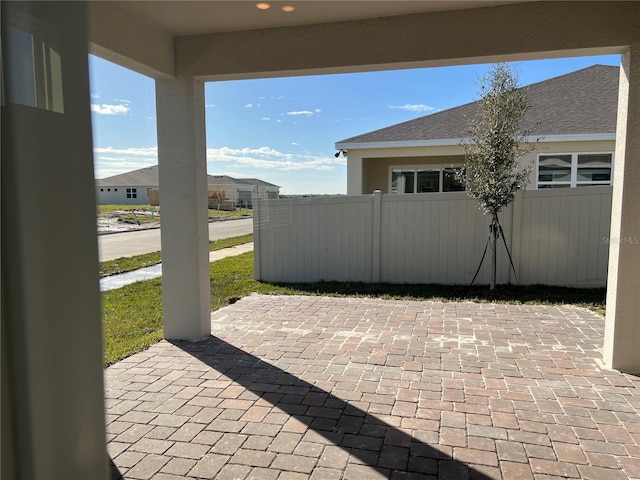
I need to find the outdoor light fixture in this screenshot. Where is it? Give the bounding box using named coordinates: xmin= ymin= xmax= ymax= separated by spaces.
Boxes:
xmin=256 ymin=3 xmax=271 ymax=10
xmin=282 ymin=5 xmax=295 ymax=12
xmin=335 ymin=149 xmax=347 ymax=158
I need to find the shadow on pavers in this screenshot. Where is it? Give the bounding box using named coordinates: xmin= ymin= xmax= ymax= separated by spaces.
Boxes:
xmin=171 ymin=336 xmax=494 ymax=480
xmin=110 ymin=456 xmax=124 ymax=480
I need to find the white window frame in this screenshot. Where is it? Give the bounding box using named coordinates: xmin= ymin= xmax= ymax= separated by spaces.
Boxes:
xmin=389 ymin=164 xmax=464 ymax=194
xmin=536 ymin=152 xmax=614 ymax=189
xmin=4 ymin=8 xmax=64 ymax=113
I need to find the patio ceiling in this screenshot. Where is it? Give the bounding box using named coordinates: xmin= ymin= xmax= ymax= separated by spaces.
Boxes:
xmin=112 ymin=1 xmax=532 ymax=37
xmin=90 ymin=1 xmax=634 ymax=82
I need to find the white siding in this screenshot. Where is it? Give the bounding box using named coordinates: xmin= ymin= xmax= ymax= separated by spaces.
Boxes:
xmin=96 ymin=185 xmax=151 ymax=205
xmin=255 ymin=186 xmax=612 ymax=287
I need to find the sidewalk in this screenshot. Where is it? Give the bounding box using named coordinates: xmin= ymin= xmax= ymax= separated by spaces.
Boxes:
xmin=100 ymin=243 xmax=253 ymax=291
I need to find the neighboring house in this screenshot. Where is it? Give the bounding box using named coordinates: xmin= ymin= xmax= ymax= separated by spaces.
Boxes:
xmin=252 ymin=65 xmax=619 ymax=288
xmin=337 ymin=65 xmax=618 ymax=196
xmin=95 ymin=165 xmax=158 ymax=205
xmin=95 ymin=165 xmax=280 ymax=206
xmin=208 ymin=175 xmax=280 ymax=207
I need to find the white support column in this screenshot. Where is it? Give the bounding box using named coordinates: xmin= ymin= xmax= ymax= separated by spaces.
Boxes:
xmin=2 ymin=2 xmax=108 ymax=478
xmin=156 ymin=77 xmax=211 ymax=340
xmin=604 ymin=44 xmax=640 ymax=372
xmin=346 ymin=153 xmax=364 ymax=195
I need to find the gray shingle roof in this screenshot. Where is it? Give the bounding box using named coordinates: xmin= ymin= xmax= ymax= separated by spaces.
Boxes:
xmin=236 ymin=178 xmax=280 ymax=188
xmin=207 ymin=175 xmax=245 ymax=186
xmin=96 ymin=165 xmax=161 ymax=186
xmin=96 ymin=165 xmax=279 ymax=188
xmin=336 ymin=65 xmax=619 ymax=147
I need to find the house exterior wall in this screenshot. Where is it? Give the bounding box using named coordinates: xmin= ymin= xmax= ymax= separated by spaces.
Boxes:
xmin=349 ymin=140 xmax=615 ymax=195
xmin=96 ymin=185 xmax=152 ymax=205
xmin=254 ymin=186 xmax=612 ymax=288
xmin=523 ymin=139 xmax=616 ymax=187
xmin=364 ymin=155 xmax=467 ymax=194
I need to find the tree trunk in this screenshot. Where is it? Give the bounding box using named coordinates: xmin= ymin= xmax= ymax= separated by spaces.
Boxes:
xmin=490 ymin=216 xmax=499 ymax=290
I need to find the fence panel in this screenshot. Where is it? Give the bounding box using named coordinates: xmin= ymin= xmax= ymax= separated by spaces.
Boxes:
xmin=254 ymin=187 xmax=612 ymax=287
xmin=515 ymin=187 xmax=612 ymax=287
xmin=380 ymin=193 xmax=512 ymax=285
xmin=254 ymin=196 xmax=374 ymax=283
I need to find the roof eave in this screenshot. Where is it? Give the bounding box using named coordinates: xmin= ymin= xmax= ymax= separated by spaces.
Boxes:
xmin=336 ymin=133 xmax=616 ymax=151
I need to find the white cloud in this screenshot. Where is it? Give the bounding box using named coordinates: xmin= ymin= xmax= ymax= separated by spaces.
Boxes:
xmin=94 ymin=146 xmax=157 ymax=157
xmin=206 ymin=146 xmax=346 ymax=172
xmin=286 ymin=110 xmax=314 ymax=117
xmin=205 ymin=104 xmax=216 ymax=108
xmin=90 ymin=93 xmax=100 ymax=99
xmin=93 ymin=145 xmax=346 ymax=188
xmin=113 ymin=98 xmax=132 ymax=104
xmin=389 ymin=104 xmax=439 ymax=113
xmin=92 ymin=146 xmax=158 ymax=178
xmin=244 ymin=103 xmax=261 ymax=109
xmin=91 ymin=103 xmax=130 ymax=115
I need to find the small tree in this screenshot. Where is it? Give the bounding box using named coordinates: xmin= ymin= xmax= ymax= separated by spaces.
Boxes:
xmin=458 ymin=63 xmax=536 ymax=290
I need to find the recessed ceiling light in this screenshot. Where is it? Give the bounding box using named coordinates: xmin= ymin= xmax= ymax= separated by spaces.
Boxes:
xmin=282 ymin=5 xmax=295 ymax=12
xmin=256 ymin=3 xmax=271 ymax=10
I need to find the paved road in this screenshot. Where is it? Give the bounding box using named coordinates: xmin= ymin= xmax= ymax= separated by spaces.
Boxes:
xmin=98 ymin=218 xmax=253 ymax=261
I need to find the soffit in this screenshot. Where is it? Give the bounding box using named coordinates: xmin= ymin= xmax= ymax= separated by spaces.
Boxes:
xmin=115 ymin=1 xmax=530 ymax=37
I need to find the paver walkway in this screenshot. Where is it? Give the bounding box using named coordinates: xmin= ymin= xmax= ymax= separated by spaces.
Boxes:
xmin=106 ymin=295 xmax=640 ymax=479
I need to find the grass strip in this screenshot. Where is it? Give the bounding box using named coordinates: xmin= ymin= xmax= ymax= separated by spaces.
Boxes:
xmin=103 ymin=250 xmax=605 ymax=366
xmin=208 ymin=209 xmax=253 ymax=220
xmin=103 ymin=278 xmax=164 ymax=366
xmin=99 ymin=233 xmax=253 ymax=277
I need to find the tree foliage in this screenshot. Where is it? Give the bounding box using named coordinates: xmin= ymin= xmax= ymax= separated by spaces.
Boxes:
xmin=458 ymin=63 xmax=536 ymax=217
xmin=457 ymin=63 xmax=538 ymax=290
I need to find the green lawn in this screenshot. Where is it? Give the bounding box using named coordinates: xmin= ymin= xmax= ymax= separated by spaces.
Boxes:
xmin=208 ymin=208 xmax=253 ymax=220
xmin=102 ymin=243 xmax=606 ymax=366
xmin=98 ymin=204 xmax=157 ymax=214
xmin=99 ymin=234 xmax=253 ymax=277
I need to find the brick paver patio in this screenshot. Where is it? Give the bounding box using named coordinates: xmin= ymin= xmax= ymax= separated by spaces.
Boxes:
xmin=106 ymin=294 xmax=640 ymax=479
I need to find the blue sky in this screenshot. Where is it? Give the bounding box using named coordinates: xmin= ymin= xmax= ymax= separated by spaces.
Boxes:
xmin=90 ymin=54 xmax=620 ymax=195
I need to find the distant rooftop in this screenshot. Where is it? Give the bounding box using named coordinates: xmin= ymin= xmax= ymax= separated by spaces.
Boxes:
xmin=96 ymin=165 xmax=279 ymax=188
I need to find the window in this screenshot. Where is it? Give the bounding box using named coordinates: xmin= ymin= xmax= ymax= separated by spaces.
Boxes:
xmin=391 ymin=169 xmax=415 ymax=193
xmin=126 ymin=188 xmax=137 ymax=199
xmin=5 ymin=10 xmax=64 ymax=113
xmin=537 ymin=153 xmax=612 ymax=188
xmin=391 ymin=166 xmax=464 ymax=194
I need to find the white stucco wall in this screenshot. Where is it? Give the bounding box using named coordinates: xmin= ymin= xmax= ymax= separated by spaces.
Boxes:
xmin=347 ymin=139 xmax=616 ymax=195
xmin=96 ymin=185 xmax=151 ymax=205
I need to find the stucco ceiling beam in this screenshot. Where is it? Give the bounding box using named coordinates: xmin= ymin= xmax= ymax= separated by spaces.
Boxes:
xmin=176 ymin=1 xmax=639 ymax=81
xmin=88 ymin=1 xmax=174 ymax=79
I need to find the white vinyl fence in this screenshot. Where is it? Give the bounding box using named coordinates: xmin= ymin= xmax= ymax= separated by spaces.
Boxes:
xmin=253 ymin=187 xmax=612 ymax=287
